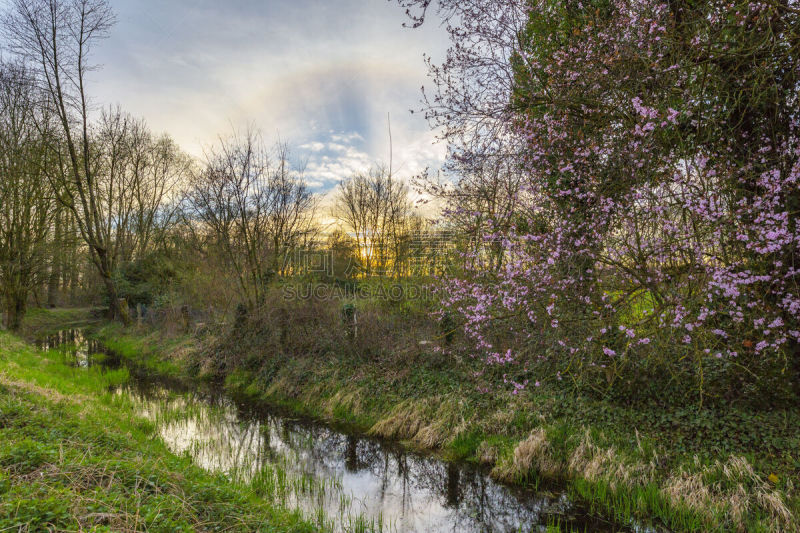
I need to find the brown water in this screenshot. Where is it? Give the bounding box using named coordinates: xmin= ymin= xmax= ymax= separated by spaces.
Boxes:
xmin=40 ymin=329 xmax=659 ymax=533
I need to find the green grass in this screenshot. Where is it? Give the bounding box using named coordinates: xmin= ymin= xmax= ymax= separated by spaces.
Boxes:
xmin=20 ymin=307 xmax=100 ymax=337
xmin=0 ymin=331 xmax=316 ymax=532
xmin=91 ymin=323 xmax=187 ymax=377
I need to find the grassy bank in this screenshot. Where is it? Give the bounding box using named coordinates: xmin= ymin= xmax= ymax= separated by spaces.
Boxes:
xmin=0 ymin=329 xmax=315 ymax=532
xmin=82 ymin=310 xmax=800 ymax=533
xmin=19 ymin=306 xmax=101 ymax=337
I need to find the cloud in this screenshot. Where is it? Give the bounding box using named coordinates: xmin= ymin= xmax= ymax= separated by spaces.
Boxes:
xmin=0 ymin=0 xmax=451 ymax=198
xmin=67 ymin=0 xmax=450 ymax=198
xmin=300 ymin=142 xmax=326 ymax=152
xmin=330 ymin=132 xmax=365 ymax=144
xmin=299 ymin=134 xmax=374 ymax=188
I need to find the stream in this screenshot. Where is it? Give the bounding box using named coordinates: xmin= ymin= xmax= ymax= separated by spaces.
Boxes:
xmin=37 ymin=329 xmax=658 ymax=533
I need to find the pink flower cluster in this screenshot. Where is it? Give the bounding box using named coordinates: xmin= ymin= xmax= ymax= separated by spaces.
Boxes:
xmin=422 ymin=0 xmax=800 ymax=393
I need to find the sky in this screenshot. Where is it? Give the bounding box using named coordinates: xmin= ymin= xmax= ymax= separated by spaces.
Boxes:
xmin=60 ymin=0 xmax=452 ymax=196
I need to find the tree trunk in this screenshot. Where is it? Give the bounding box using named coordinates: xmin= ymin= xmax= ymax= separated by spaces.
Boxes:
xmin=47 ymin=210 xmax=63 ymax=308
xmin=68 ymin=248 xmax=79 ymax=301
xmin=102 ymin=273 xmax=128 ymax=325
xmin=4 ymin=292 xmax=26 ymax=331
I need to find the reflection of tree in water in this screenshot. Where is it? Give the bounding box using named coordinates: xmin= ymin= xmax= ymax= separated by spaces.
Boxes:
xmin=365 ymin=447 xmax=558 ymax=532
xmin=344 ymin=435 xmax=361 ymax=472
xmin=115 ymin=376 xmax=623 ymax=533
xmin=272 ymin=424 xmax=560 ymax=532
xmin=36 ymin=329 xmax=111 ymax=368
xmin=445 ymin=463 xmax=460 ymax=508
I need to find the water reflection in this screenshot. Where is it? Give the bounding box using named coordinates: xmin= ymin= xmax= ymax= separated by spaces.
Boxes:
xmin=38 ymin=330 xmax=645 ymax=533
xmin=116 ymin=379 xmax=621 ymax=533
xmin=36 ymin=329 xmax=115 ymax=369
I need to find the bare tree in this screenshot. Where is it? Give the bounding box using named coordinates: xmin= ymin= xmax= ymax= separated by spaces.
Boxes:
xmin=265 ymin=144 xmax=318 ymax=275
xmin=332 ymin=167 xmax=413 ymax=277
xmin=2 ymin=0 xmax=128 ymax=319
xmin=94 ymin=108 xmax=189 ymax=268
xmin=0 ymin=62 xmax=54 ymax=329
xmin=127 ymin=127 xmax=189 ymax=259
xmin=185 ymin=130 xmax=316 ymax=309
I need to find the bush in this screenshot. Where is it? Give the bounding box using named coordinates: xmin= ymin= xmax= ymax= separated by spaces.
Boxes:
xmin=113 ymin=253 xmax=181 ymax=307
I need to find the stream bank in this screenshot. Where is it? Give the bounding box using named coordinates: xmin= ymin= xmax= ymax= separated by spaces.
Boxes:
xmin=0 ymin=329 xmax=314 ymax=532
xmin=79 ymin=313 xmax=798 ymax=533
xmin=30 ymin=324 xmax=636 ymax=532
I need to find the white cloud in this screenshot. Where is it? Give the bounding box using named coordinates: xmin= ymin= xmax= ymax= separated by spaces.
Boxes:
xmin=63 ymin=0 xmax=450 ymax=204
xmin=300 ymin=142 xmax=326 ymax=152
xmin=330 ymin=132 xmax=365 ymax=144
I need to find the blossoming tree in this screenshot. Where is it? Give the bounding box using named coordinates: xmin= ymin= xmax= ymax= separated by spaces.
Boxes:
xmin=400 ymin=0 xmax=800 ymax=404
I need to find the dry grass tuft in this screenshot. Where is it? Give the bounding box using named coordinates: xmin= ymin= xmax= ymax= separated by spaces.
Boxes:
xmin=476 ymin=440 xmax=498 ymax=465
xmin=322 ymin=387 xmax=365 ymax=417
xmin=265 ymin=375 xmax=301 ymax=398
xmin=568 ymin=430 xmax=654 ymax=489
xmin=370 ymin=399 xmax=428 ymax=441
xmin=492 ymin=429 xmax=560 ymax=482
xmin=369 ymin=396 xmax=468 ymax=448
xmin=169 ymin=337 xmax=200 ymax=365
xmin=663 ymin=455 xmax=794 ymax=532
